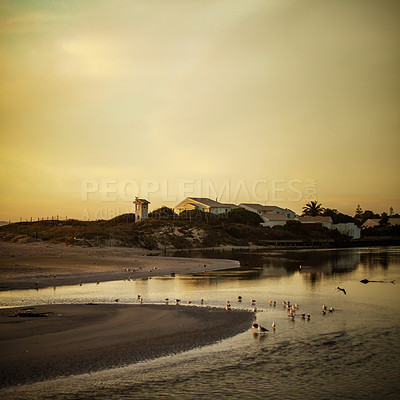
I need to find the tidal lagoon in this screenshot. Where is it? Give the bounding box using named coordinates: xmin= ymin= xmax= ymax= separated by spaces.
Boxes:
xmin=1 ymin=246 xmax=399 ymax=399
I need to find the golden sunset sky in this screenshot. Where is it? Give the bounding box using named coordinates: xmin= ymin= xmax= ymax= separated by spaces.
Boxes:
xmin=1 ymin=0 xmax=399 ymax=221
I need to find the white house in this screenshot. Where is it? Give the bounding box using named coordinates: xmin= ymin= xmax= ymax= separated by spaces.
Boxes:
xmin=174 ymin=197 xmax=236 ymax=215
xmin=333 ymin=223 xmax=361 ymax=239
xmin=297 ymin=216 xmax=333 ymax=229
xmin=134 ymin=197 xmax=150 ymax=222
xmin=239 ymin=203 xmax=296 ymax=220
xmin=260 ymin=214 xmax=289 ymax=228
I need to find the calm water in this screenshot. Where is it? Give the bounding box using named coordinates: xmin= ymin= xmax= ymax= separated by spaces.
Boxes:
xmin=1 ymin=247 xmax=400 ymax=399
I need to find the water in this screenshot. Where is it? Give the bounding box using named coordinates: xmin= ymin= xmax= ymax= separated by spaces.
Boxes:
xmin=1 ymin=247 xmax=400 ymax=399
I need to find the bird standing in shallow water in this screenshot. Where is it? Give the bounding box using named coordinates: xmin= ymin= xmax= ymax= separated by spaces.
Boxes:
xmin=258 ymin=325 xmax=269 ymax=334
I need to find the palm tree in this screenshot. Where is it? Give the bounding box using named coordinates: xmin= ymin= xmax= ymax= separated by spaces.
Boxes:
xmin=302 ymin=201 xmax=324 ymax=216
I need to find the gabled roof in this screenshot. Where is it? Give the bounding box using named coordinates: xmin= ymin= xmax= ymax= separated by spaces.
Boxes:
xmin=179 ymin=197 xmax=235 ymax=208
xmin=240 ymin=203 xmax=283 ymax=212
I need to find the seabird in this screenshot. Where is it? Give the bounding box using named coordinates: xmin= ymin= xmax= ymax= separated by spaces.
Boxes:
xmin=175 ymin=299 xmax=180 ymax=305
xmin=114 ymin=299 xmax=119 ymax=302
xmin=252 ymin=323 xmax=259 ymax=330
xmin=322 ymin=304 xmax=327 ymax=310
xmin=258 ymin=325 xmax=269 ymax=333
xmin=272 ymin=321 xmax=276 ymax=329
xmin=337 ymin=286 xmax=347 ymax=295
xmin=307 ymin=314 xmax=311 ymax=320
xmin=252 ymin=306 xmax=257 ymax=313
xmin=238 ymin=296 xmax=242 ymax=302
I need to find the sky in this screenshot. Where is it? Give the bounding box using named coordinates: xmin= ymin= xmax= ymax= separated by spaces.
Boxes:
xmin=0 ymin=0 xmax=399 ymax=221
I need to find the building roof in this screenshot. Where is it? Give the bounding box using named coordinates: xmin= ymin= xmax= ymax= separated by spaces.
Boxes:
xmin=134 ymin=198 xmax=150 ymax=204
xmin=240 ymin=203 xmax=283 ymax=212
xmin=361 ymin=218 xmax=380 ymax=227
xmin=298 ymin=216 xmax=333 ymax=223
xmin=181 ymin=197 xmax=235 ymax=208
xmin=389 ymin=218 xmax=400 ymax=226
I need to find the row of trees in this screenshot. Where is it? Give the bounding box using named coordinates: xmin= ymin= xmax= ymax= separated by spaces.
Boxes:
xmin=302 ymin=201 xmax=398 ymax=226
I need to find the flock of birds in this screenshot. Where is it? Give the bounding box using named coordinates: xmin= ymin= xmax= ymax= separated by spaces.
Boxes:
xmin=34 ymin=271 xmax=347 ymax=337
xmin=122 ymin=286 xmax=347 ymax=336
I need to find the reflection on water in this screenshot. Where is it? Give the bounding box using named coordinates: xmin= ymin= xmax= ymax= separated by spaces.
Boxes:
xmin=1 ymin=247 xmax=400 ymax=399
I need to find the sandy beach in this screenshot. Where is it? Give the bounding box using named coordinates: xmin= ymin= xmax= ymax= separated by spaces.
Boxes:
xmin=0 ymin=241 xmax=250 ymax=387
xmin=0 ymin=304 xmax=253 ymax=387
xmin=0 ymin=241 xmax=239 ymax=291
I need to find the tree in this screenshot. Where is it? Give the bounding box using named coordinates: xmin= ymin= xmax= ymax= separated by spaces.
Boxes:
xmin=225 ymin=208 xmax=264 ymax=225
xmin=323 ymin=208 xmax=354 ymax=224
xmin=379 ymin=212 xmax=389 ymax=226
xmin=149 ymin=206 xmax=176 ymax=219
xmin=361 ymin=210 xmax=380 ymax=224
xmin=355 ymin=204 xmax=363 ymax=220
xmin=302 ymin=201 xmax=324 ymax=216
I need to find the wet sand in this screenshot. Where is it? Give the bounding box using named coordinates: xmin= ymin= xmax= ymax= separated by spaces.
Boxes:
xmin=0 ymin=241 xmax=240 ymax=291
xmin=0 ymin=242 xmax=250 ymax=387
xmin=0 ymin=303 xmax=253 ymax=387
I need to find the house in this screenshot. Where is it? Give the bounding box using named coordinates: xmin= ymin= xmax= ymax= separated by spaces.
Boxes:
xmin=174 ymin=197 xmax=236 ymax=215
xmin=361 ymin=219 xmax=380 ymax=229
xmin=297 ymin=216 xmax=333 ymax=229
xmin=134 ymin=197 xmax=150 ymax=222
xmin=333 ymin=223 xmax=361 ymax=239
xmin=389 ymin=218 xmax=400 ymax=226
xmin=239 ymin=203 xmax=296 ymax=220
xmin=362 ymin=217 xmax=400 ymax=228
xmin=260 ymin=213 xmax=289 ymax=228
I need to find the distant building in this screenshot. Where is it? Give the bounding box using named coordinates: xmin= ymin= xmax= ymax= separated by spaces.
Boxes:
xmin=361 ymin=218 xmax=380 ymax=229
xmin=297 ymin=216 xmax=333 ymax=229
xmin=333 ymin=223 xmax=361 ymax=239
xmin=239 ymin=203 xmax=296 ymax=220
xmin=134 ymin=197 xmax=150 ymax=222
xmin=362 ymin=217 xmax=400 ymax=228
xmin=175 ymin=197 xmax=236 ymax=215
xmin=260 ymin=213 xmax=289 ymax=228
xmin=238 ymin=203 xmax=296 ymax=227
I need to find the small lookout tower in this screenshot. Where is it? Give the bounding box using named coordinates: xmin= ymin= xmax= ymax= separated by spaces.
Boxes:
xmin=134 ymin=197 xmax=150 ymax=222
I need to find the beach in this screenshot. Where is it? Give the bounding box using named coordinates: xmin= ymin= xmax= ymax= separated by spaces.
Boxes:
xmin=0 ymin=241 xmax=252 ymax=387
xmin=0 ymin=241 xmax=239 ymax=291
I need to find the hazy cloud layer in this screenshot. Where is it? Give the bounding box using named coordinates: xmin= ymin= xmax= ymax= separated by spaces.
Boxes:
xmin=1 ymin=0 xmax=399 ymax=219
